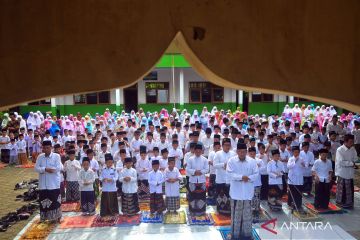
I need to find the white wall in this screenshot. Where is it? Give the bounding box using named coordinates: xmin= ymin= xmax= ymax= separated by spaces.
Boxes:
xmin=136 ymin=67 xmax=237 ymax=104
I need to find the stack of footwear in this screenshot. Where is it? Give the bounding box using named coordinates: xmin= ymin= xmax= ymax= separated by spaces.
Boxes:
xmin=14 ymin=179 xmax=39 ymax=202
xmin=0 ymin=202 xmax=39 ymax=232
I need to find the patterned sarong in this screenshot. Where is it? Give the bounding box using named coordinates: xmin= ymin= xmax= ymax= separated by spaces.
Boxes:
xmin=188 ymin=183 xmax=206 ymax=216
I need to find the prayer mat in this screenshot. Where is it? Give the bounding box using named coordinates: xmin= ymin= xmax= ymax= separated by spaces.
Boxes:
xmin=15 ymin=163 xmax=35 ymax=168
xmin=252 ymin=208 xmax=271 ymax=223
xmin=139 ymin=201 xmax=150 ymax=211
xmin=211 ymin=213 xmax=231 ymax=226
xmin=186 ymin=212 xmax=214 ymax=225
xmin=0 ymin=163 xmax=8 ymax=169
xmin=59 ymin=215 xmax=95 ymax=229
xmin=164 ymin=210 xmax=186 ymax=224
xmin=19 ymin=220 xmax=56 ymax=240
xmin=140 ymin=211 xmax=163 ymax=223
xmin=305 ymin=202 xmax=344 ymax=214
xmin=91 ymin=215 xmax=118 ymax=227
xmin=218 ymin=227 xmax=261 ymax=240
xmin=116 ymin=214 xmax=141 ymax=227
xmin=206 ymin=197 xmax=216 ymax=206
xmin=61 ymin=202 xmax=80 ymax=212
xmin=293 ymin=209 xmax=321 ymax=221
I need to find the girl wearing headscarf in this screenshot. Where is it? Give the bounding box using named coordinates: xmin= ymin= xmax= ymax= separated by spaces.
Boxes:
xmin=18 ymin=116 xmax=27 ymax=131
xmin=191 ymin=110 xmax=199 ymax=124
xmin=49 ymin=121 xmax=60 ymax=136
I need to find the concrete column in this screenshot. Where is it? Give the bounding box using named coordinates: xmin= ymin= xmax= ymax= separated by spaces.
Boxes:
xmin=248 ymin=92 xmax=252 ymax=103
xmin=179 ymin=69 xmax=184 ymax=109
xmin=115 ymin=88 xmax=121 ymax=113
xmin=289 ymin=96 xmax=294 ymax=103
xmin=238 ymin=90 xmax=243 ymax=104
xmin=50 ymin=98 xmax=56 ymax=116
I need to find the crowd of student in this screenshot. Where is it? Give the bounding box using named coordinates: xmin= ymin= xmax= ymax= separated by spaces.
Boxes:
xmin=0 ymin=104 xmax=359 ymax=240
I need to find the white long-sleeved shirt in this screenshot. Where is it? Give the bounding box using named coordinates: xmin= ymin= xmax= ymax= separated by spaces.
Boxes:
xmin=335 ymin=145 xmax=357 ymax=179
xmin=136 ymin=158 xmax=151 ymax=180
xmin=279 ymin=149 xmax=291 ymax=173
xmin=16 ymin=139 xmax=27 ymax=153
xmin=99 ymin=167 xmax=118 ymax=192
xmin=201 ymin=136 xmax=213 ymax=157
xmin=159 ymin=158 xmax=168 ymax=171
xmin=226 ymin=156 xmax=259 ymax=200
xmin=287 ymin=156 xmax=306 ymax=185
xmin=148 ymin=170 xmax=165 ymax=193
xmin=312 ymin=159 xmax=332 ymax=183
xmin=267 ymin=160 xmax=284 ymax=185
xmin=165 ymin=167 xmax=182 ymax=197
xmin=89 ymin=158 xmax=99 ymax=179
xmin=208 ymin=150 xmax=217 ymax=174
xmin=300 ymin=150 xmax=315 ymax=177
xmin=256 ymin=153 xmax=268 ymax=175
xmin=35 ymin=153 xmax=63 ymax=190
xmin=186 ymin=155 xmax=209 ymax=183
xmin=64 ymin=159 xmax=81 ymax=181
xmin=168 ymin=147 xmax=183 ymax=169
xmin=119 ymin=167 xmax=138 ymax=194
xmin=252 ymin=157 xmax=263 ymax=187
xmin=213 ymin=150 xmax=236 ymax=184
xmin=130 ymin=138 xmax=143 ymax=156
xmin=156 ymin=141 xmax=169 ymax=152
xmin=78 ymin=168 xmax=96 ymax=191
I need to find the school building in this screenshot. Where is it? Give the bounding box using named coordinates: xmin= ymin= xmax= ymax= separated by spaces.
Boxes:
xmin=17 ymin=54 xmax=325 ymax=117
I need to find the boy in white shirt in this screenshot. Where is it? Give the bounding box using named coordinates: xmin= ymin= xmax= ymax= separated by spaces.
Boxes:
xmin=312 ymin=148 xmax=332 ymax=210
xmin=148 ymin=160 xmax=165 ymax=214
xmin=17 ymin=134 xmax=27 ymax=165
xmin=249 ymin=147 xmax=263 ymax=216
xmin=8 ymin=138 xmax=18 ymax=165
xmin=135 ymin=146 xmax=151 ymax=200
xmin=64 ymin=150 xmax=81 ymax=202
xmin=168 ymin=140 xmax=183 ymax=170
xmin=159 ymin=148 xmax=169 ymax=172
xmin=267 ymin=149 xmax=284 ymax=210
xmin=165 ymin=157 xmax=182 ymax=213
xmin=120 ymin=157 xmax=140 ymax=216
xmin=79 ymin=157 xmax=96 ymax=215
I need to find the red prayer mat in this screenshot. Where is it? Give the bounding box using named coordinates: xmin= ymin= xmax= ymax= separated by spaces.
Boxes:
xmin=91 ymin=215 xmax=118 ymax=227
xmin=116 ymin=214 xmax=141 ymax=227
xmin=0 ymin=163 xmax=8 ymax=169
xmin=59 ymin=215 xmax=95 ymax=229
xmin=15 ymin=163 xmax=35 ymax=168
xmin=305 ymin=202 xmax=343 ymax=214
xmin=179 ymin=169 xmax=186 ymax=175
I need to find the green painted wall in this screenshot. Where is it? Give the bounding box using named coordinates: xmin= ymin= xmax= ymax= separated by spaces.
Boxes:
xmin=248 ymin=102 xmax=280 ymax=115
xmin=156 ymin=54 xmax=191 ymax=68
xmin=19 ymin=105 xmax=52 ymax=115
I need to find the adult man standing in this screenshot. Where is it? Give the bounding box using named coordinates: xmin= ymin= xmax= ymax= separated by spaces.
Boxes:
xmin=213 ymin=138 xmax=236 ymax=215
xmin=227 ymin=143 xmax=259 ymax=240
xmin=186 ymin=144 xmax=209 ymax=216
xmin=335 ymin=134 xmax=357 ymax=209
xmin=6 ymin=112 xmax=20 ymax=139
xmin=35 ymin=141 xmax=63 ymax=222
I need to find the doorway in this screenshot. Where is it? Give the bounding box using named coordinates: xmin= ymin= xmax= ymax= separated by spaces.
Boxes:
xmin=243 ymin=91 xmax=249 ymax=113
xmin=123 ymin=84 xmax=138 ymax=112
